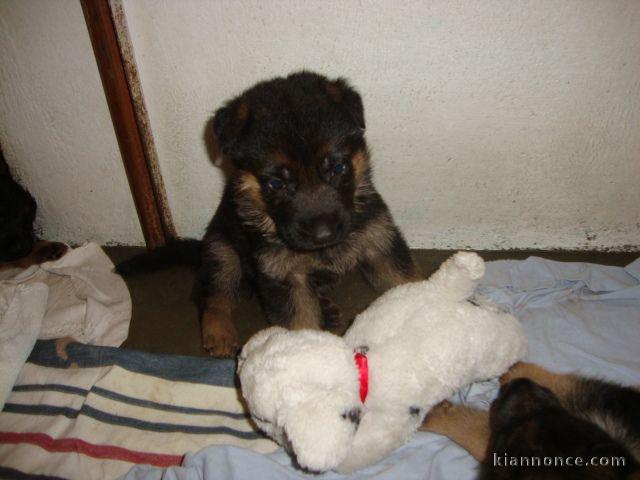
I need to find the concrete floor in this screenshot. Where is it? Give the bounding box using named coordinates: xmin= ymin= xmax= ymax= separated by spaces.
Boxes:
xmin=105 ymin=247 xmax=638 ymax=357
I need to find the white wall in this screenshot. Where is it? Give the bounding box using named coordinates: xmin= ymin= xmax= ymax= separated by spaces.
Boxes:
xmin=0 ymin=0 xmax=143 ymax=245
xmin=123 ymin=0 xmax=640 ymax=250
xmin=2 ymin=1 xmax=639 ymax=250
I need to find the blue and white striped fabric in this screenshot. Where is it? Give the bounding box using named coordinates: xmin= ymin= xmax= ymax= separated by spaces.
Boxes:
xmin=0 ymin=339 xmax=276 ymax=479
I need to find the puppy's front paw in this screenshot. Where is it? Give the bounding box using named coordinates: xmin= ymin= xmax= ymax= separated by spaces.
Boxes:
xmin=203 ymin=333 xmax=239 ymax=358
xmin=201 ymin=312 xmax=239 ymax=358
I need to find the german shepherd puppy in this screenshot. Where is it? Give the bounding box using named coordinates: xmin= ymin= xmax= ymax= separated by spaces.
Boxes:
xmin=421 ymin=362 xmax=640 ymax=479
xmin=138 ymin=72 xmax=418 ymax=357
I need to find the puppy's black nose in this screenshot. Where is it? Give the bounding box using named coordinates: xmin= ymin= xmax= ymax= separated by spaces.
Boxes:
xmin=299 ymin=216 xmax=339 ymax=244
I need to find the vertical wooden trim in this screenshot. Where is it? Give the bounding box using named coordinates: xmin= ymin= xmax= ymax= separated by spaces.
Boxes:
xmin=109 ymin=0 xmax=177 ymax=240
xmin=80 ymin=0 xmax=170 ymax=249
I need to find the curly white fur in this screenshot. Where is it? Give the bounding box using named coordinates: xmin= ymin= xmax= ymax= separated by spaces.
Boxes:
xmin=238 ymin=252 xmax=527 ymax=473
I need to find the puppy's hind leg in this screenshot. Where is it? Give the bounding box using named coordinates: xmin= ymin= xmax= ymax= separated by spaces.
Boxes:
xmin=199 ymin=236 xmax=243 ymax=357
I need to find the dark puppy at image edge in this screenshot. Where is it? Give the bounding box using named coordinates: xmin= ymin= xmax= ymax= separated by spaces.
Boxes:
xmin=0 ymin=151 xmax=67 ymax=270
xmin=420 ymin=362 xmax=640 ymax=479
xmin=120 ymin=72 xmax=419 ymax=357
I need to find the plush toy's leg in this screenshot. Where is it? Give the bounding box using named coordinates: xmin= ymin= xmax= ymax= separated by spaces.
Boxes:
xmin=419 ymin=400 xmax=490 ymax=461
xmin=426 ymin=251 xmax=485 ymax=300
xmin=337 ymin=411 xmax=415 ymax=473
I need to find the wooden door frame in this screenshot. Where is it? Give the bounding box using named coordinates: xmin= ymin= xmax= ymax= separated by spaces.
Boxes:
xmin=80 ymin=0 xmax=175 ymax=249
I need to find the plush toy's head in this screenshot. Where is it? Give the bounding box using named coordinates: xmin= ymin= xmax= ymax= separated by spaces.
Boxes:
xmin=237 ymin=327 xmax=362 ymax=471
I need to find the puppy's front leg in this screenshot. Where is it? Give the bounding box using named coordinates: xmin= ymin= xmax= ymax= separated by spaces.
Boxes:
xmin=419 ymin=400 xmax=490 ymax=462
xmin=257 ymin=272 xmax=323 ymax=330
xmin=359 ymin=223 xmax=420 ymax=292
xmin=199 ymin=235 xmax=242 ymax=357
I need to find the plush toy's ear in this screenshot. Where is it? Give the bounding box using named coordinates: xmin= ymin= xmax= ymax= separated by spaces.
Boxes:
xmin=325 ymin=78 xmax=365 ymax=130
xmin=212 ymin=97 xmax=252 ymax=158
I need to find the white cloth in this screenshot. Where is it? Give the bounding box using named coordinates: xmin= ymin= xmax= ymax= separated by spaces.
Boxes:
xmin=0 ymin=242 xmax=131 ymax=347
xmin=0 ymin=282 xmax=48 ymax=409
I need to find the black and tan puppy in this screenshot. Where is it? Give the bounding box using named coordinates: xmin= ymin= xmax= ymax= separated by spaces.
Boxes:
xmin=198 ymin=71 xmax=419 ymax=356
xmin=421 ymin=363 xmax=640 ymax=479
xmin=0 ymin=151 xmax=67 ymax=270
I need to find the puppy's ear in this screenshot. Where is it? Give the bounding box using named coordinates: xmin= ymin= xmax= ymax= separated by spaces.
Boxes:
xmin=325 ymin=78 xmax=365 ymax=130
xmin=212 ymin=97 xmax=251 ymax=157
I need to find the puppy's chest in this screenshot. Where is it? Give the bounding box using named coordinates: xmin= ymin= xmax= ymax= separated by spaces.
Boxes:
xmin=256 ymin=237 xmax=366 ymax=282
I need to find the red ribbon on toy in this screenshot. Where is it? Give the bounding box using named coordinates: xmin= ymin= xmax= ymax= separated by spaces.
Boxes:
xmin=354 ymin=351 xmax=369 ymax=403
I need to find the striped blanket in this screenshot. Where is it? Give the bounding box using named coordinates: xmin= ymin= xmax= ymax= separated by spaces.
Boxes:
xmin=0 ymin=338 xmax=276 ymax=479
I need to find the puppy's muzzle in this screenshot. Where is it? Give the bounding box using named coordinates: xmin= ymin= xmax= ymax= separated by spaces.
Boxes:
xmin=296 ymin=213 xmax=346 ymax=246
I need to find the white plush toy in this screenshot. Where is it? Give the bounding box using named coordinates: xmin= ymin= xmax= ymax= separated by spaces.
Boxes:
xmin=238 ymin=252 xmax=527 ymax=473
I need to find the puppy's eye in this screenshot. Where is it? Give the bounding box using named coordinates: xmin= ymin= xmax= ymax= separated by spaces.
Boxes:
xmin=332 ymin=162 xmax=346 ymax=176
xmin=267 ymin=178 xmax=285 ymax=190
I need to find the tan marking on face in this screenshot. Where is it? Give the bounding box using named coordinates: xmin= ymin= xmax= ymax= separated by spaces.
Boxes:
xmin=351 ymin=149 xmax=369 ymax=186
xmin=314 ymin=140 xmax=334 ymax=161
xmin=235 ymin=172 xmax=277 ymax=235
xmin=325 ymin=80 xmax=343 ymax=103
xmin=237 ymin=172 xmax=265 ymax=207
xmin=236 ymin=99 xmax=250 ymax=123
xmin=272 ymin=150 xmax=294 ymax=168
